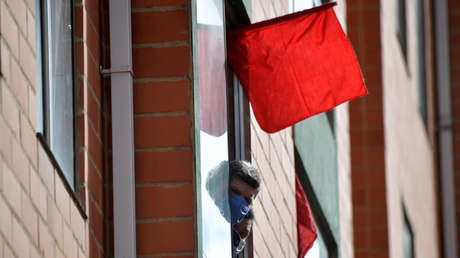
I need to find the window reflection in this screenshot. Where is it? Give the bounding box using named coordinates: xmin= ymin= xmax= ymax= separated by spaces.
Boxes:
xmin=42 ymin=0 xmax=75 ymax=187
xmin=197 ymin=0 xmax=231 ymax=256
xmin=200 ymin=132 xmax=231 ymax=258
xmin=205 ymin=161 xmax=231 ymax=223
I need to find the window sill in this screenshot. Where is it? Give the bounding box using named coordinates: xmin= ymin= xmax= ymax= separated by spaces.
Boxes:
xmin=36 ymin=133 xmax=87 ymax=220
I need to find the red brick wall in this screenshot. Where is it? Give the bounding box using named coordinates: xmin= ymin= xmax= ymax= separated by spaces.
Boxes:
xmin=347 ymin=1 xmax=389 ymax=257
xmin=74 ymin=0 xmax=106 ymax=257
xmin=128 ymin=0 xmax=195 ymax=256
xmin=449 ymin=0 xmax=460 ymax=255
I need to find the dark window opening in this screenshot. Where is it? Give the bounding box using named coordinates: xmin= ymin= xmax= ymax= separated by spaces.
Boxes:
xmin=416 ymin=0 xmax=427 ymax=126
xmin=397 ymin=0 xmax=408 ymax=65
xmin=0 ymin=41 xmax=2 ymax=77
xmin=326 ymin=110 xmax=335 ymax=137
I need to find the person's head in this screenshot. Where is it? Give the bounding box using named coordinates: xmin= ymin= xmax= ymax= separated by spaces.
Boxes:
xmin=229 ymin=160 xmax=261 ymax=205
xmin=229 ymin=160 xmax=260 ymax=226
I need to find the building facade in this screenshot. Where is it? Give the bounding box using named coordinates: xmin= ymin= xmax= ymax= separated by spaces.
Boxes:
xmin=0 ymin=0 xmax=458 ymax=258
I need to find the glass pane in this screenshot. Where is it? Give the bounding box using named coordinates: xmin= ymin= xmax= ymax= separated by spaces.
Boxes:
xmin=45 ymin=0 xmax=75 ymax=187
xmin=196 ymin=0 xmax=232 ymax=257
xmin=317 ymin=230 xmax=328 ymax=258
xmin=304 ymin=221 xmax=328 ymax=258
xmin=292 ymin=0 xmax=323 ymax=11
xmin=295 ymin=115 xmax=339 ymax=240
xmin=403 ymin=215 xmax=414 ymax=258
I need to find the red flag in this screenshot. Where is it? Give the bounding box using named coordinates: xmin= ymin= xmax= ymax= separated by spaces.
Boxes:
xmin=227 ymin=2 xmax=367 ymax=133
xmin=296 ymin=175 xmax=317 ymax=258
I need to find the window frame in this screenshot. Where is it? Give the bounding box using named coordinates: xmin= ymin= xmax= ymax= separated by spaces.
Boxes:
xmin=416 ymin=0 xmax=428 ymax=127
xmin=35 ymin=0 xmax=84 ymax=218
xmin=37 ymin=0 xmax=77 ymax=189
xmin=228 ymin=74 xmax=252 ymax=258
xmin=402 ymin=205 xmax=415 ymax=258
xmin=396 ymin=0 xmax=409 ymax=70
xmin=194 ymin=0 xmax=236 ymax=257
xmin=225 ymin=1 xmax=252 ymax=257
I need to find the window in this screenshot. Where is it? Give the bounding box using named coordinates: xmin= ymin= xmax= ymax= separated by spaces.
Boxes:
xmin=290 ymin=0 xmax=324 ymax=12
xmin=326 ymin=110 xmax=335 ymax=136
xmin=229 ymin=76 xmax=251 ymax=258
xmin=402 ymin=206 xmax=415 ymax=258
xmin=194 ymin=0 xmax=252 ymax=257
xmin=226 ymin=2 xmax=252 ymax=258
xmin=194 ymin=0 xmax=232 ymax=257
xmin=36 ymin=0 xmax=76 ymax=189
xmin=295 ymin=147 xmax=338 ymax=258
xmin=416 ymin=0 xmax=427 ymax=126
xmin=396 ymin=0 xmax=408 ymax=63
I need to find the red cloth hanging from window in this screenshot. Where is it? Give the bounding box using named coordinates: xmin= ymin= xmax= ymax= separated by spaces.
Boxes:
xmin=296 ymin=175 xmax=317 ymax=258
xmin=227 ymin=2 xmax=367 ymax=133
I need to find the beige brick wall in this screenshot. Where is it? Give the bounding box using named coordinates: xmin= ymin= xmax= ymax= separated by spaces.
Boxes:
xmin=249 ymin=3 xmax=295 ymax=251
xmin=0 ymin=0 xmax=89 ymax=257
xmin=249 ymin=6 xmax=297 ymax=258
xmin=249 ymin=4 xmax=297 ymax=258
xmin=381 ymin=1 xmax=439 ymax=258
xmin=250 ymin=111 xmax=297 ymax=258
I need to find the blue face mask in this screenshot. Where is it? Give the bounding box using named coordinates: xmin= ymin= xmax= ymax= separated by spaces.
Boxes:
xmin=231 ymin=193 xmax=249 ymax=225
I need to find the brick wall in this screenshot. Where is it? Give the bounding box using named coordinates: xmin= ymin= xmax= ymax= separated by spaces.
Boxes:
xmin=250 ymin=118 xmax=297 ymax=258
xmin=380 ymin=0 xmax=440 ymax=257
xmin=347 ymin=0 xmax=440 ymax=257
xmin=74 ymin=0 xmax=105 ymax=257
xmin=346 ymin=1 xmax=389 ymax=257
xmin=249 ymin=2 xmax=298 ymax=258
xmin=449 ymin=0 xmax=460 ymax=255
xmin=128 ymin=0 xmax=195 ymax=257
xmin=0 ymin=0 xmax=108 ymax=256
